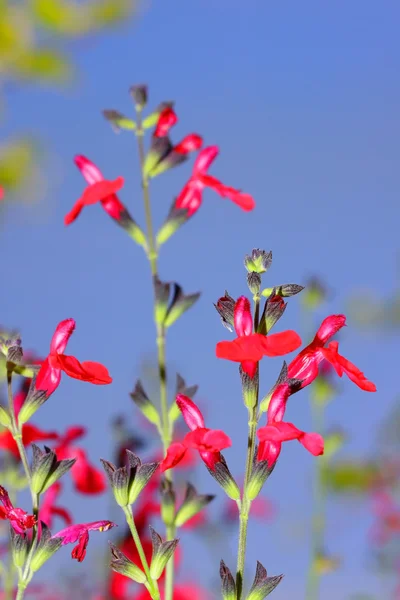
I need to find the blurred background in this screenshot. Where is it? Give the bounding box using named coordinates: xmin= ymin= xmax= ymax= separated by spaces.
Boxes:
xmin=1 ymin=1 xmax=399 ymax=598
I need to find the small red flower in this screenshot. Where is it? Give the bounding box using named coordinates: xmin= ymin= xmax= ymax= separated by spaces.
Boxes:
xmin=35 ymin=319 xmax=112 ymax=396
xmin=257 ymin=421 xmax=324 ymax=463
xmin=0 ymin=485 xmax=36 ymax=534
xmin=161 ymin=395 xmax=231 ymax=472
xmin=39 ymin=483 xmax=72 ymax=529
xmin=0 ymin=424 xmax=59 ymax=459
xmin=175 ymin=146 xmax=255 ymax=216
xmin=288 ymin=314 xmax=376 ymax=391
xmin=216 ymin=296 xmax=302 ymax=377
xmin=65 ymin=155 xmax=126 ymax=225
xmin=54 ymin=520 xmax=116 ymax=562
xmin=153 ymin=107 xmax=178 ymax=137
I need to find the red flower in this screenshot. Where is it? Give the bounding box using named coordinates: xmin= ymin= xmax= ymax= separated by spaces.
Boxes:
xmin=288 ymin=314 xmax=376 ymax=391
xmin=54 ymin=520 xmax=116 ymax=562
xmin=0 ymin=485 xmax=36 ymax=534
xmin=175 ymin=146 xmax=255 ymax=216
xmin=39 ymin=483 xmax=72 ymax=529
xmin=153 ymin=107 xmax=178 ymax=137
xmin=0 ymin=424 xmax=59 ymax=459
xmin=65 ymin=155 xmax=127 ymax=225
xmin=35 ymin=319 xmax=112 ymax=396
xmin=216 ymin=296 xmax=302 ymax=377
xmin=161 ymin=395 xmax=231 ymax=472
xmin=257 ymin=382 xmax=323 ymax=467
xmin=55 ymin=426 xmax=106 ymax=495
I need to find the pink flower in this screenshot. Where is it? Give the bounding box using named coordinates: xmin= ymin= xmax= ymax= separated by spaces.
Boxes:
xmin=288 ymin=315 xmax=376 ymax=391
xmin=35 ymin=319 xmax=112 ymax=396
xmin=161 ymin=395 xmax=231 ymax=472
xmin=175 ymin=146 xmax=255 ymax=216
xmin=65 ymin=155 xmax=127 ymax=225
xmin=216 ymin=296 xmax=302 ymax=377
xmin=54 ymin=520 xmax=116 ymax=562
xmin=0 ymin=486 xmax=36 ymax=534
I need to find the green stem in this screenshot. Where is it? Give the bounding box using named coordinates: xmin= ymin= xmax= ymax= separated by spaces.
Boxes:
xmin=236 ymin=405 xmax=258 ymax=599
xmin=134 ymin=110 xmax=174 ymax=600
xmin=123 ymin=507 xmax=160 ymax=600
xmin=305 ymin=398 xmax=326 ymax=600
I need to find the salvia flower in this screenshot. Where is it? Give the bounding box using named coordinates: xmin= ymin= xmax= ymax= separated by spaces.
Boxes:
xmin=287 ymin=314 xmax=376 ymax=392
xmin=54 ymin=520 xmax=116 ymax=562
xmin=153 ymin=106 xmax=178 ymax=137
xmin=0 ymin=485 xmax=36 ymax=534
xmin=216 ymin=296 xmax=302 ymax=377
xmin=35 ymin=319 xmax=112 ymax=397
xmin=161 ymin=394 xmax=231 ymax=472
xmin=175 ymin=146 xmax=256 ymax=216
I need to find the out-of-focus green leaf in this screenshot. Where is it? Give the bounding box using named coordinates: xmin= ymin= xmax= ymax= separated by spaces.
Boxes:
xmin=12 ymin=48 xmax=71 ymax=82
xmin=310 ymin=374 xmax=336 ymax=406
xmin=323 ymin=430 xmax=345 ymax=461
xmin=0 ymin=138 xmax=37 ymax=195
xmin=348 ymin=292 xmax=400 ymax=331
xmin=323 ymin=461 xmax=380 ymax=494
xmin=31 ymin=0 xmax=136 ymax=37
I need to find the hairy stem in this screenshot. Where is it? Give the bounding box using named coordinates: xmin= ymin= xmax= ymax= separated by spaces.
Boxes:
xmin=135 ymin=110 xmax=174 ymax=600
xmin=236 ymin=404 xmax=258 ymax=599
xmin=123 ymin=507 xmax=160 ymax=600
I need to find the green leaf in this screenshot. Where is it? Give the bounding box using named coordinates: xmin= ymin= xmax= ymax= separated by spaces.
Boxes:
xmin=323 ymin=461 xmax=379 ymax=494
xmin=0 ymin=138 xmax=37 ymax=195
xmin=13 ymin=48 xmax=71 ymax=82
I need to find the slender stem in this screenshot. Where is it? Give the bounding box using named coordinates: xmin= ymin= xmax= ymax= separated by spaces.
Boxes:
xmin=236 ymin=405 xmax=258 ymax=599
xmin=305 ymin=399 xmax=326 ymax=600
xmin=123 ymin=507 xmax=160 ymax=600
xmin=134 ymin=110 xmax=174 ymax=599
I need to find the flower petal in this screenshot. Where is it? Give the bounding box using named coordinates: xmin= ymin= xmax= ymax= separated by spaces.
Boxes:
xmin=160 ymin=442 xmax=187 ymax=472
xmin=50 ymin=319 xmax=75 ymax=355
xmin=54 ymin=355 xmax=112 ymax=385
xmin=322 ymin=343 xmax=376 ymax=392
xmin=259 ymin=330 xmax=302 ymax=357
xmin=234 ymin=296 xmax=253 ymax=337
xmin=193 ymin=146 xmax=219 ymax=176
xmin=313 ymin=315 xmax=346 ymax=346
xmin=174 ymin=134 xmax=203 ymax=154
xmin=74 ymin=155 xmax=104 ymax=184
xmin=176 ymin=394 xmax=205 ymax=430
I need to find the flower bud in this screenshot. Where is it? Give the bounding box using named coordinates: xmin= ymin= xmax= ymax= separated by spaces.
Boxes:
xmin=142 ymin=101 xmax=175 ymax=130
xmin=174 ymin=483 xmax=214 ymax=528
xmin=10 ymin=528 xmax=28 ymax=568
xmin=160 ymin=479 xmax=176 ymax=527
xmin=128 ymin=459 xmax=159 ymax=505
xmin=207 ymin=457 xmax=240 ymax=501
xmin=259 ymin=363 xmax=288 ymax=414
xmin=129 ymin=85 xmax=148 ymax=110
xmin=101 ymin=451 xmax=159 ymax=507
xmin=130 ymin=381 xmax=160 ymax=427
xmin=261 ymin=283 xmax=304 ymax=298
xmin=247 ymin=272 xmax=261 ymax=295
xmin=220 ymin=560 xmax=236 ymax=600
xmin=143 ymin=137 xmax=173 ymax=178
xmin=246 ymin=561 xmax=283 ymax=600
xmin=258 ymin=293 xmax=286 ymax=335
xmin=0 ymin=335 xmax=22 ymax=363
xmin=110 ymin=543 xmax=147 ymax=584
xmin=31 ymin=445 xmax=76 ymax=495
xmin=244 ymin=250 xmax=272 ymax=274
xmin=102 ymin=109 xmax=136 ymax=133
xmin=30 ymin=523 xmax=62 ymax=572
xmin=18 ymin=388 xmax=47 ymax=425
xmin=149 ymin=526 xmax=179 ymax=580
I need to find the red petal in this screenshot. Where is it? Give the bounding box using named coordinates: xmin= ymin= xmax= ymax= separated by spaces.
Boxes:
xmin=71 ymin=448 xmax=106 ymax=494
xmin=64 ymin=200 xmax=85 ymax=225
xmin=176 ymin=394 xmax=205 ymax=430
xmin=322 ymin=344 xmax=376 ymax=392
xmin=299 ymin=432 xmax=324 ymax=456
xmin=74 ymin=155 xmax=104 ymax=184
xmin=79 ymin=178 xmax=124 ymax=207
xmin=260 ymin=330 xmax=302 ymax=357
xmin=173 ymin=134 xmax=203 ymax=154
xmin=313 ymin=315 xmax=346 ymax=345
xmin=154 ymin=107 xmax=178 ymax=137
xmin=241 ymin=360 xmax=258 ymax=378
xmin=160 ymin=442 xmax=187 ymax=472
xmin=184 ymin=428 xmax=231 ymax=452
xmin=55 ymin=355 xmax=112 ymax=384
xmin=234 ymin=296 xmax=253 ymax=336
xmin=193 ymin=146 xmax=219 ymax=176
xmin=175 ymin=182 xmax=203 ymax=216
xmin=201 ymin=175 xmax=255 ymax=211
xmin=50 ymin=319 xmax=75 ymax=354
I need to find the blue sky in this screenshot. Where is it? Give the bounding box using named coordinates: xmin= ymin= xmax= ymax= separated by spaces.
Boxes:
xmin=1 ymin=1 xmax=399 ymax=598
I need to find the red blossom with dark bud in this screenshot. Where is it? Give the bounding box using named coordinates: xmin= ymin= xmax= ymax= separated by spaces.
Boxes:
xmin=153 ymin=107 xmax=178 ymax=137
xmin=39 ymin=483 xmax=72 ymax=529
xmin=54 ymin=520 xmax=116 ymax=562
xmin=64 ymin=155 xmax=127 ymax=225
xmin=173 ymin=134 xmax=203 ymax=155
xmin=161 ymin=394 xmax=231 ymax=472
xmin=0 ymin=485 xmax=36 ymax=534
xmin=175 ymin=146 xmax=255 ymax=217
xmin=288 ymin=314 xmax=376 ymax=392
xmin=216 ymin=296 xmax=302 ymax=377
xmin=35 ymin=319 xmax=112 ymax=397
xmin=0 ymin=424 xmax=59 ymax=459
xmin=55 ymin=426 xmax=106 ymax=495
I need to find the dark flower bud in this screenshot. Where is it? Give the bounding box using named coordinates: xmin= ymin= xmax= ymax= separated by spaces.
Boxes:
xmin=149 ymin=526 xmax=179 ymax=580
xmin=31 ymin=445 xmax=76 ymax=495
xmin=247 ymin=272 xmax=261 ymax=295
xmin=214 ymin=292 xmax=236 ymax=332
xmin=129 ymin=84 xmax=148 ymax=110
xmin=110 ymin=543 xmax=147 ymax=583
xmin=174 ymin=482 xmax=214 ymax=527
xmin=246 ymin=561 xmax=283 ymax=599
xmin=244 ymin=249 xmax=272 ymax=274
xmin=130 ymin=380 xmax=160 ymax=427
xmin=220 ymin=560 xmax=236 ymax=600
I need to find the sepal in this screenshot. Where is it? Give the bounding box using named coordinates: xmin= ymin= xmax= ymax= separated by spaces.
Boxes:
xmin=130 ymin=380 xmax=160 ymax=427
xmin=240 ymin=365 xmax=258 ymax=408
xmin=143 ymin=137 xmax=173 ymax=178
xmin=149 ymin=526 xmax=179 ymax=580
xmin=30 ymin=523 xmax=62 ymax=572
xmin=220 ymin=560 xmax=236 ymax=600
xmin=247 ymin=272 xmax=261 ymax=295
xmin=246 ymin=561 xmax=283 ymax=600
xmin=10 ymin=527 xmax=28 ymax=568
xmin=174 ymin=482 xmax=214 ymax=527
xmin=261 ymin=284 xmax=304 ymax=298
xmin=244 ymin=250 xmax=272 ymax=274
xmin=258 ymin=292 xmax=287 ymax=335
xmin=207 ymin=457 xmax=240 ymax=500
xmin=155 ymin=280 xmax=200 ymax=328
xmin=100 ymin=451 xmax=159 ymax=507
xmin=110 ymin=543 xmax=147 ymax=584
xmin=214 ymin=292 xmax=236 ymax=332
xmin=102 ymin=110 xmax=136 ymax=132
xmin=31 ymin=445 xmax=76 ymax=495
xmin=161 ymin=479 xmax=176 ymax=527
xmin=0 ymin=404 xmax=11 ymax=428
xmin=156 ymin=201 xmax=189 ymax=246
xmin=129 ymin=85 xmax=148 ymax=110
xmin=245 ymin=453 xmax=271 ymax=501
xmin=18 ymin=377 xmax=48 ymax=424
